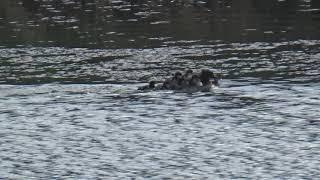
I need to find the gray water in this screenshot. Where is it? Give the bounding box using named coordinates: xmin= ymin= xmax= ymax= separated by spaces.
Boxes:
xmin=1 ymin=0 xmax=320 ymax=179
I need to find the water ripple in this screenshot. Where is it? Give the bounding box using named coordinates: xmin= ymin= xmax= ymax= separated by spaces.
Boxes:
xmin=1 ymin=40 xmax=319 ymax=84
xmin=0 ymin=80 xmax=319 ymax=178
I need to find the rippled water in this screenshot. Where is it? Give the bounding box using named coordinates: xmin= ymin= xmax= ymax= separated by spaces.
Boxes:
xmin=1 ymin=0 xmax=320 ymax=179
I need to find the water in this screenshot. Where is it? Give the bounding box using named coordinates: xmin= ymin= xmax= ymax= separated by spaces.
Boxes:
xmin=1 ymin=0 xmax=320 ymax=179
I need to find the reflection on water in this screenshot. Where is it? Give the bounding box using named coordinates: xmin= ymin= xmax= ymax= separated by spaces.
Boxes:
xmin=0 ymin=0 xmax=320 ymax=179
xmin=0 ymin=0 xmax=320 ymax=48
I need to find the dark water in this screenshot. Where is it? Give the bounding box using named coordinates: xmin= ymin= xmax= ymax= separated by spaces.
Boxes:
xmin=1 ymin=0 xmax=320 ymax=48
xmin=1 ymin=0 xmax=320 ymax=179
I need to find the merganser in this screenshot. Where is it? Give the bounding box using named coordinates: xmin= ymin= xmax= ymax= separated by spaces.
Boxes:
xmin=138 ymin=69 xmax=219 ymax=92
xmin=190 ymin=74 xmax=202 ymax=87
xmin=181 ymin=69 xmax=193 ymax=87
xmin=162 ymin=71 xmax=183 ymax=90
xmin=199 ymin=69 xmax=218 ymax=91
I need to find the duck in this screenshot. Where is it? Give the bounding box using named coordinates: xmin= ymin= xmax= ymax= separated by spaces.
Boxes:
xmin=176 ymin=74 xmax=202 ymax=92
xmin=180 ymin=69 xmax=193 ymax=87
xmin=138 ymin=69 xmax=219 ymax=92
xmin=183 ymin=69 xmax=193 ymax=82
xmin=198 ymin=69 xmax=214 ymax=91
xmin=189 ymin=74 xmax=202 ymax=87
xmin=162 ymin=71 xmax=183 ymax=90
xmin=199 ymin=69 xmax=221 ymax=91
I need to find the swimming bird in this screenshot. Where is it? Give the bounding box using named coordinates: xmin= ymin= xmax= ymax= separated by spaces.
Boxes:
xmin=162 ymin=71 xmax=183 ymax=90
xmin=189 ymin=74 xmax=202 ymax=87
xmin=198 ymin=69 xmax=219 ymax=91
xmin=181 ymin=69 xmax=193 ymax=87
xmin=138 ymin=69 xmax=219 ymax=92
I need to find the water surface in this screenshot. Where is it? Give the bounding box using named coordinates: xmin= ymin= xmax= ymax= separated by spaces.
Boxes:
xmin=0 ymin=0 xmax=320 ymax=179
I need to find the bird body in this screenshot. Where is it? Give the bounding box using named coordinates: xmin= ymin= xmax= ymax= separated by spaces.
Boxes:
xmin=138 ymin=69 xmax=219 ymax=92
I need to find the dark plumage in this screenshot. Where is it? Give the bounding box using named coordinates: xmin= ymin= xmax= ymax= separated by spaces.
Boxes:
xmin=138 ymin=69 xmax=219 ymax=92
xmin=189 ymin=75 xmax=202 ymax=87
xmin=199 ymin=69 xmax=214 ymax=85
